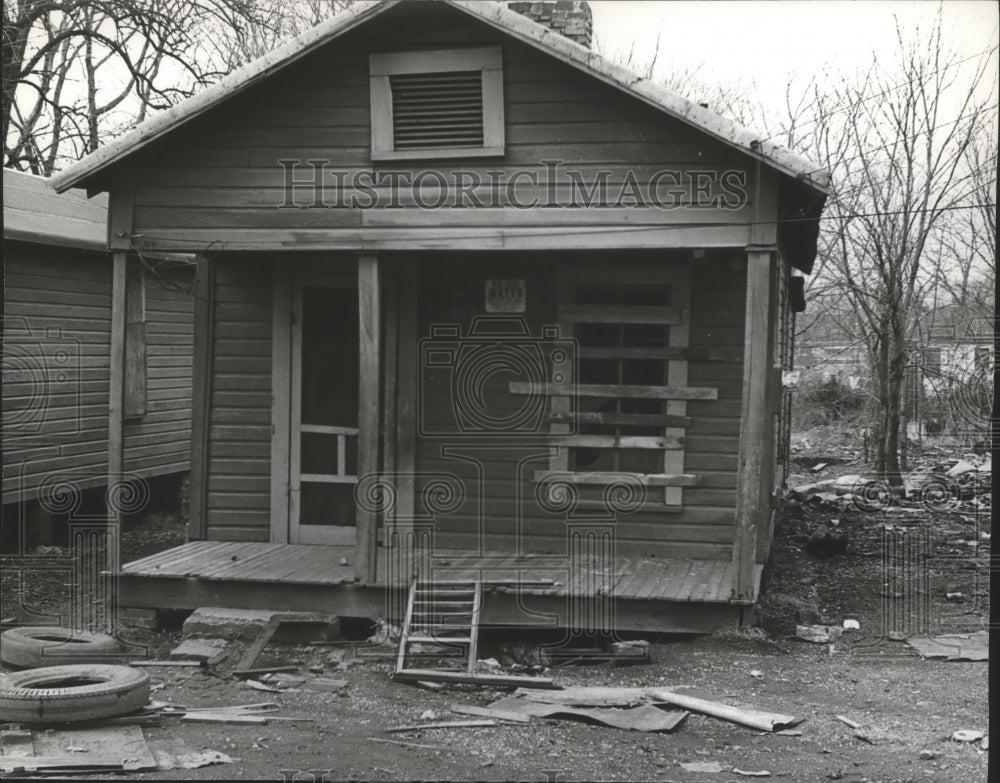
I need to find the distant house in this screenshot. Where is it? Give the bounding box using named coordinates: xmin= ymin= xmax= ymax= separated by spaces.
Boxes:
xmin=2 ymin=170 xmax=196 ymax=549
xmin=50 ymin=0 xmax=829 ymax=632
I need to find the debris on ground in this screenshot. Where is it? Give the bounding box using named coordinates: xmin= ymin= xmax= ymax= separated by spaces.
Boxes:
xmin=951 ymin=729 xmax=984 ymax=743
xmin=834 ymin=715 xmax=861 ymax=729
xmin=488 ymin=696 xmax=687 ymax=732
xmin=648 ymin=688 xmax=802 ymax=732
xmin=169 ymin=638 xmax=230 ymax=662
xmin=1 ymin=725 xmax=157 ymax=774
xmin=905 ymin=632 xmax=988 ymax=661
xmin=386 ymin=719 xmax=497 ymax=732
xmin=795 ymin=625 xmax=843 ymax=644
xmin=680 ymin=761 xmax=724 ymax=773
xmin=732 ymin=768 xmax=772 ymax=777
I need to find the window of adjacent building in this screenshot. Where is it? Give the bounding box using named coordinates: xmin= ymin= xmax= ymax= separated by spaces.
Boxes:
xmin=369 ymin=47 xmax=504 ymax=160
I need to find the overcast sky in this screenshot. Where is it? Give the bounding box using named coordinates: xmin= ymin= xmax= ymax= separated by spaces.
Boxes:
xmin=590 ymin=1 xmax=998 ymax=113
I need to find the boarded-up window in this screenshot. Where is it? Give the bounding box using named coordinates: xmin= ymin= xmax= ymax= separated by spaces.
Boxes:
xmin=369 ymin=47 xmax=504 ymax=160
xmin=528 ymin=263 xmax=713 ymax=510
xmin=124 ymin=259 xmax=147 ymax=418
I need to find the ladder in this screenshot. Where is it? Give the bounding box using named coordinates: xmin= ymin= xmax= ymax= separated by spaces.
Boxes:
xmin=395 ymin=578 xmax=482 ymax=676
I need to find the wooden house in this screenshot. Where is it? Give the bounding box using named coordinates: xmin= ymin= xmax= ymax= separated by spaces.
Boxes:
xmin=2 ymin=170 xmax=195 ymax=549
xmin=50 ymin=0 xmax=828 ymax=633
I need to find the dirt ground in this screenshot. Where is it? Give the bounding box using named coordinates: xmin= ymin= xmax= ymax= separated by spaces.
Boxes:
xmin=1 ymin=454 xmax=990 ymax=783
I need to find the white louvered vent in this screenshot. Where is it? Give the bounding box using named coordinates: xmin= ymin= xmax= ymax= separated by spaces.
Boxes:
xmin=389 ymin=71 xmax=485 ymax=150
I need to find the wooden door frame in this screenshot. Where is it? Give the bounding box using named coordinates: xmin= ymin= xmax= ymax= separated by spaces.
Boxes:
xmin=270 ymin=265 xmax=365 ymax=547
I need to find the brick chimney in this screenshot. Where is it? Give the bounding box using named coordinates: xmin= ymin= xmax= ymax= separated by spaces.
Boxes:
xmin=508 ymin=1 xmax=593 ymax=49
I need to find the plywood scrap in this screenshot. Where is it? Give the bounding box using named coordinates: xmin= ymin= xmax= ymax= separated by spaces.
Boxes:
xmin=21 ymin=725 xmax=157 ymax=772
xmin=489 ymin=696 xmax=686 ymax=732
xmin=1 ymin=756 xmax=125 ymax=774
xmin=906 ymin=632 xmax=988 ymax=661
xmin=649 ymin=689 xmax=801 ymax=732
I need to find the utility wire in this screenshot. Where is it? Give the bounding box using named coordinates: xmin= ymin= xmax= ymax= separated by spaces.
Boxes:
xmin=755 ymin=44 xmax=999 ymax=146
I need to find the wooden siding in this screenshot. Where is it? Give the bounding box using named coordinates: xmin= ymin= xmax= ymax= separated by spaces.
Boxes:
xmin=2 ymin=244 xmax=113 ymax=502
xmin=122 ymin=265 xmax=196 ymax=476
xmin=411 ymin=252 xmax=740 ymax=560
xmin=203 ymin=255 xmax=274 ymax=541
xmin=2 ymin=242 xmax=195 ymax=505
xmin=123 ymin=4 xmax=756 ymax=252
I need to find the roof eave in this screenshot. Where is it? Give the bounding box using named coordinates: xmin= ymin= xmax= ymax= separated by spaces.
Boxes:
xmin=50 ymin=0 xmax=830 ymax=198
xmin=49 ymin=0 xmax=396 ymax=193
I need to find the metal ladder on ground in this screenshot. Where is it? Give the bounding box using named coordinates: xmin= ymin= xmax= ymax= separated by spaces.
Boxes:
xmin=395 ymin=578 xmax=482 ymax=677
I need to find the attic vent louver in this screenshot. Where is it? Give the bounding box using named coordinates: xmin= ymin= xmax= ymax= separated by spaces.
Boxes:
xmin=370 ymin=47 xmax=504 ymax=161
xmin=390 ymin=71 xmax=484 ymax=150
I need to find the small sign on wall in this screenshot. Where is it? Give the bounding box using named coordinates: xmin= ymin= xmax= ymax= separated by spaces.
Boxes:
xmin=485 ymin=279 xmax=526 ymax=313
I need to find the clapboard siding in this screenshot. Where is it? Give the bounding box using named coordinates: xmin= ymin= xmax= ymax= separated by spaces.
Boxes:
xmin=126 ymin=5 xmax=755 ymax=251
xmin=2 ymin=243 xmax=196 ymax=505
xmin=122 ymin=268 xmax=195 ymax=475
xmin=685 ymin=255 xmax=745 ymax=535
xmin=410 ymin=252 xmax=738 ymax=560
xmin=2 ymin=244 xmax=113 ymax=502
xmin=203 ymin=256 xmax=273 ymax=541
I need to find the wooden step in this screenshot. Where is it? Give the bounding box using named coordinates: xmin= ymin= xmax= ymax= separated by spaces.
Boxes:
xmin=407 ymin=634 xmax=473 ymax=644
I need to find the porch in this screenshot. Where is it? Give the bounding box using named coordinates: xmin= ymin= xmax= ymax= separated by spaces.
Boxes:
xmin=118 ymin=541 xmax=763 ymax=633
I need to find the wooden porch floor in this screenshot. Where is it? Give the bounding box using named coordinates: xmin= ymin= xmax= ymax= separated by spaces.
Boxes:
xmin=122 ymin=541 xmax=761 ymax=604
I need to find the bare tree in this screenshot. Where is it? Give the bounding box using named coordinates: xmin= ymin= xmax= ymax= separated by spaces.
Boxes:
xmin=3 ymin=0 xmax=354 ymax=174
xmin=805 ymin=14 xmax=996 ymax=488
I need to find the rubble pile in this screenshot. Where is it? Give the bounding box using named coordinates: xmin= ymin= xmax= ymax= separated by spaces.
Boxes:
xmin=788 ymin=453 xmax=991 ymax=512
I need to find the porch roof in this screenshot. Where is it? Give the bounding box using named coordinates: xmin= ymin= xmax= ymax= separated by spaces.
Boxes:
xmin=50 ymin=0 xmax=830 ymax=197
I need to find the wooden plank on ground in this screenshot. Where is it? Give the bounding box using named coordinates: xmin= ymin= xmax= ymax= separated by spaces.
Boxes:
xmin=391 ymin=669 xmax=558 ymax=689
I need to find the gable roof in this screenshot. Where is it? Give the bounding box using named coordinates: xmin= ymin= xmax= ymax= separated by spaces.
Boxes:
xmin=4 ymin=168 xmax=108 ymax=250
xmin=50 ymin=0 xmax=830 ymax=196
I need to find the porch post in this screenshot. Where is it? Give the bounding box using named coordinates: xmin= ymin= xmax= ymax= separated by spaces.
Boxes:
xmin=356 ymin=254 xmax=381 ymax=582
xmin=732 ymin=163 xmax=778 ymax=602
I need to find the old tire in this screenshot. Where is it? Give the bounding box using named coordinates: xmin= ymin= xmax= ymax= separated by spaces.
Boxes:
xmin=0 ymin=664 xmax=150 ymax=723
xmin=1 ymin=627 xmax=123 ymax=668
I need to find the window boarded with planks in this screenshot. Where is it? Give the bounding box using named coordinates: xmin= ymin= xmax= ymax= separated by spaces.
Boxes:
xmin=411 ymin=254 xmax=740 ymax=560
xmin=530 ymin=262 xmax=708 ymax=513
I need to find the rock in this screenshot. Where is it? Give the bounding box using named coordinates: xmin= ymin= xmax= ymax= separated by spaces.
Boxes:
xmin=805 ymin=525 xmax=849 ymax=557
xmin=170 ymin=637 xmax=230 ymax=661
xmin=183 ymin=607 xmax=339 ymax=641
xmin=757 ymin=593 xmax=823 ymax=635
xmin=952 ymin=729 xmax=984 ymax=743
xmin=796 ymin=624 xmax=843 ymax=644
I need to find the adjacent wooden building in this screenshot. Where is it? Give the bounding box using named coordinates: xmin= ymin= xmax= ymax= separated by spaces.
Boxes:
xmin=51 ymin=0 xmax=828 ymax=632
xmin=2 ymin=170 xmax=195 ymax=547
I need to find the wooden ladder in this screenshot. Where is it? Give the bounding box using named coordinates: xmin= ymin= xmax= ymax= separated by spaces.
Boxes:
xmin=395 ymin=578 xmax=482 ymax=677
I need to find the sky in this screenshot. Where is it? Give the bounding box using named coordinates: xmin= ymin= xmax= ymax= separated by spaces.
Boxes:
xmin=590 ymin=1 xmax=998 ymax=113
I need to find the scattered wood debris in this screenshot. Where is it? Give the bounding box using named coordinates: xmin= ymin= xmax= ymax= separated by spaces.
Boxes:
xmin=449 ymin=704 xmax=530 ymax=724
xmin=386 ymin=719 xmax=496 ymax=732
xmin=649 ymin=689 xmax=802 ymax=732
